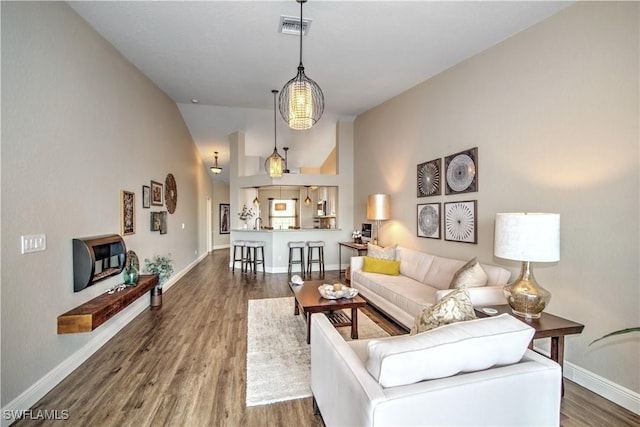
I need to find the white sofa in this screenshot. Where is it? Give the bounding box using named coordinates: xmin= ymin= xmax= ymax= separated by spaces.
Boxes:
xmin=350 ymin=246 xmax=512 ymax=329
xmin=310 ymin=314 xmax=562 ymax=427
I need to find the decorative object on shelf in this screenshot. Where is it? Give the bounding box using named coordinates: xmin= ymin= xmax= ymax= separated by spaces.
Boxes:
xmin=445 ymin=147 xmax=478 ymax=195
xmin=122 ymin=250 xmax=139 ymax=286
xmin=160 ymin=211 xmax=168 ymax=235
xmin=220 ymin=203 xmax=230 ymax=234
xmin=150 ymin=180 xmax=163 ymax=206
xmin=283 ymin=147 xmax=291 ymax=173
xmin=367 ymin=194 xmax=391 ymax=245
xmin=304 ymin=185 xmax=312 ymax=206
xmin=142 ymin=185 xmax=150 ymax=209
xmin=121 ymin=190 xmax=135 ymax=236
xmin=164 ymin=173 xmax=177 ymax=214
xmin=417 ymin=203 xmax=441 ymax=239
xmin=444 ymin=200 xmax=477 ymax=243
xmin=144 ymin=254 xmax=174 ymax=289
xmin=494 ymin=212 xmax=560 ymax=319
xmin=211 ymin=151 xmax=223 ymax=174
xmin=238 ymin=204 xmax=254 ymax=228
xmin=265 ymin=89 xmax=284 ymax=178
xmin=253 ymin=187 xmax=260 ymax=207
xmin=279 ymin=0 xmax=324 ymax=130
xmin=351 ymin=230 xmax=362 ymax=244
xmin=417 ymin=158 xmax=441 ymax=197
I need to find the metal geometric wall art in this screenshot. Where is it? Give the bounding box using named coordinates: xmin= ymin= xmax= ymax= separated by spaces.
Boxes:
xmin=417 ymin=203 xmax=441 ymax=239
xmin=444 ymin=200 xmax=477 ymax=244
xmin=445 ymin=147 xmax=478 ymax=195
xmin=417 ymin=158 xmax=441 ymax=197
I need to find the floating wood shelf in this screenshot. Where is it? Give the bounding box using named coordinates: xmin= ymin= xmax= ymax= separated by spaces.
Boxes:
xmin=58 ymin=274 xmax=159 ymax=334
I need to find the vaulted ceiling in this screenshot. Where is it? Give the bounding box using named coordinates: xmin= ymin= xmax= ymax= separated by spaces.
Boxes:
xmin=69 ymin=1 xmax=572 ymax=182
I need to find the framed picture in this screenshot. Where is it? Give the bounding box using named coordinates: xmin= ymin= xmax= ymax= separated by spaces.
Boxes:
xmin=445 ymin=147 xmax=478 ymax=195
xmin=417 ymin=203 xmax=441 ymax=239
xmin=121 ymin=190 xmax=135 ymax=235
xmin=160 ymin=211 xmax=168 ymax=235
xmin=444 ymin=200 xmax=477 ymax=244
xmin=220 ymin=203 xmax=230 ymax=234
xmin=150 ymin=212 xmax=161 ymax=231
xmin=151 ymin=180 xmax=163 ymax=206
xmin=417 ymin=158 xmax=441 ymax=197
xmin=142 ymin=185 xmax=150 ymax=209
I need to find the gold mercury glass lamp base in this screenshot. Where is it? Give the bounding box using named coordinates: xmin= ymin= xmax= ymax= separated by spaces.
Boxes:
xmin=503 ymin=261 xmax=551 ymax=319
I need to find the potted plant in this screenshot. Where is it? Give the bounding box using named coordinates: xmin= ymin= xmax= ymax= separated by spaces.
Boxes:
xmin=238 ymin=205 xmax=254 ymax=229
xmin=352 ymin=230 xmax=362 ymax=244
xmin=144 ymin=254 xmax=174 ymax=308
xmin=590 ymin=327 xmax=639 ymax=346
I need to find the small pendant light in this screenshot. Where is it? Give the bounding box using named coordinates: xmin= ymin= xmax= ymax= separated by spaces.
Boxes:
xmin=265 ymin=90 xmax=284 ymax=178
xmin=253 ymin=187 xmax=260 ymax=206
xmin=211 ymin=152 xmax=222 ymax=174
xmin=304 ymin=185 xmax=311 ymax=206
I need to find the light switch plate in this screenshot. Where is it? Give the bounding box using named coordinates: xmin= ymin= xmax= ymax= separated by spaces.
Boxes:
xmin=21 ymin=234 xmax=46 ymax=254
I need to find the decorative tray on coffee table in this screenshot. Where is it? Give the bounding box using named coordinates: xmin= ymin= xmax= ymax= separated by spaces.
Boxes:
xmin=318 ymin=284 xmax=359 ymax=299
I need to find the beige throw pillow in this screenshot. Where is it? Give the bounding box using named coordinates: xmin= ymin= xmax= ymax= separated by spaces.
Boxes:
xmin=366 ymin=243 xmax=397 ymax=261
xmin=449 ymin=257 xmax=488 ymax=289
xmin=411 ymin=288 xmax=476 ymax=335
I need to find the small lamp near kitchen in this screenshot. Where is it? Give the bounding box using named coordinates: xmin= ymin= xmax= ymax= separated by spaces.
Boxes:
xmin=367 ymin=194 xmax=391 ymax=245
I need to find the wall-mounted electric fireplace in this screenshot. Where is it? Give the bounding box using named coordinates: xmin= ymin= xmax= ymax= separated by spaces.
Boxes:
xmin=72 ymin=234 xmax=126 ymax=292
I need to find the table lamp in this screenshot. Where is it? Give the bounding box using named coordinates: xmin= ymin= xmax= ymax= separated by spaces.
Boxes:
xmin=494 ymin=213 xmax=560 ymax=319
xmin=367 ymin=194 xmax=391 ymax=245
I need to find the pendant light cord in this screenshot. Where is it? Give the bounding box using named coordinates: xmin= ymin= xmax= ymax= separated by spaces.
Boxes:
xmin=299 ymin=0 xmax=304 ymax=68
xmin=272 ymin=89 xmax=278 ymax=150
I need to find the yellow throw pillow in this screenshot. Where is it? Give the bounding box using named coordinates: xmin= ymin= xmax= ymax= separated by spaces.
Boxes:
xmin=362 ymin=256 xmax=401 ymax=276
xmin=410 ymin=288 xmax=476 ymax=335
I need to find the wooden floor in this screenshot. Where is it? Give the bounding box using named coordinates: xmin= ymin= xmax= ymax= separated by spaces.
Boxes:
xmin=19 ymin=250 xmax=639 ymax=426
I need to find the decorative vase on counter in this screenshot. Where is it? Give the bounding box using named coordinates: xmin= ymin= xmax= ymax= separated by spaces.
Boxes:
xmin=122 ymin=257 xmax=139 ymax=286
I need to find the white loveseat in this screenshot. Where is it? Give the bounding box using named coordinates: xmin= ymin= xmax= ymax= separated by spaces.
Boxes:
xmin=310 ymin=314 xmax=562 ymax=427
xmin=350 ymin=246 xmax=512 ymax=329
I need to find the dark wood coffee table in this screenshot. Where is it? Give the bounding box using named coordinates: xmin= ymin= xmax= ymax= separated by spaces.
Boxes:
xmin=475 ymin=304 xmax=584 ymax=395
xmin=289 ymin=279 xmax=366 ymax=344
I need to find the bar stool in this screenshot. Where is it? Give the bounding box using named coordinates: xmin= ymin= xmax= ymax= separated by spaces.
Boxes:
xmin=231 ymin=240 xmax=248 ymax=273
xmin=288 ymin=241 xmax=306 ymax=276
xmin=245 ymin=240 xmax=266 ymax=274
xmin=306 ymin=241 xmax=325 ymax=277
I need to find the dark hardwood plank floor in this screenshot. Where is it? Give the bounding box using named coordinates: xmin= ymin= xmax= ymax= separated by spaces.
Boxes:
xmin=16 ymin=250 xmax=639 ymax=426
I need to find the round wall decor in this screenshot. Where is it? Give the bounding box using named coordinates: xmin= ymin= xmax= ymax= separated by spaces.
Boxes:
xmin=165 ymin=173 xmax=177 ymax=214
xmin=417 ymin=159 xmax=441 ymax=197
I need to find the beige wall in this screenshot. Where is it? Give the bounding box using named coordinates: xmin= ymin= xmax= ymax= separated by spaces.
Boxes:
xmin=355 ymin=1 xmax=639 ymax=396
xmin=212 ymin=181 xmax=230 ymax=249
xmin=1 ymin=2 xmax=213 ymax=406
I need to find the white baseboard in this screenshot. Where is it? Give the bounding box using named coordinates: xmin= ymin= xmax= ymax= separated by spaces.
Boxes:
xmin=564 ymin=361 xmax=640 ymax=415
xmin=0 ymin=257 xmax=203 ymax=427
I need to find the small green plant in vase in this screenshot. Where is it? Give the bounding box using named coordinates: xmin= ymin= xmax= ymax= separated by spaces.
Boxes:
xmin=144 ymin=254 xmax=174 ymax=289
xmin=238 ymin=205 xmax=254 ymax=228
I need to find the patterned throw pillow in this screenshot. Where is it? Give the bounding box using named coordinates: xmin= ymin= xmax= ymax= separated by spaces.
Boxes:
xmin=367 ymin=243 xmax=397 ymax=260
xmin=410 ymin=288 xmax=476 ymax=335
xmin=449 ymin=257 xmax=488 ymax=289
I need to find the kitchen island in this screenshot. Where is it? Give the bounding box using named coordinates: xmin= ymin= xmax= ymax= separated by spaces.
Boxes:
xmin=230 ymin=228 xmax=349 ymax=273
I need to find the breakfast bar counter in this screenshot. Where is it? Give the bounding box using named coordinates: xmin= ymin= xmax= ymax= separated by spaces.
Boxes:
xmin=230 ymin=228 xmax=347 ymax=273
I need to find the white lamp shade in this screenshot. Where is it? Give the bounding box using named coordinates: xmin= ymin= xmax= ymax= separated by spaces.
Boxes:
xmin=494 ymin=213 xmax=560 ymax=262
xmin=367 ymin=194 xmax=391 ymax=221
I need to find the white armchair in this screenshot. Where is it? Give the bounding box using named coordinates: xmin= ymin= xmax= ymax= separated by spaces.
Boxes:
xmin=310 ymin=314 xmax=561 ymax=427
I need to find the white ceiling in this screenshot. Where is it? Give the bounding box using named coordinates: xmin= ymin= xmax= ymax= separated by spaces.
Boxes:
xmin=68 ymin=1 xmax=572 ymax=182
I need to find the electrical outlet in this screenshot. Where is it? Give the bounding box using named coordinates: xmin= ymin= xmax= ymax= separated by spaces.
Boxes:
xmin=21 ymin=234 xmax=46 ymax=254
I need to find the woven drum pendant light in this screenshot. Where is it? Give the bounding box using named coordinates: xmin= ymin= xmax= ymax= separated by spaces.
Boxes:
xmin=279 ymin=0 xmax=324 ymax=130
xmin=265 ymin=90 xmax=284 ymax=178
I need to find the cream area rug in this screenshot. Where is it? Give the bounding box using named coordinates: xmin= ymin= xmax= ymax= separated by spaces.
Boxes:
xmin=246 ymin=296 xmax=389 ymax=407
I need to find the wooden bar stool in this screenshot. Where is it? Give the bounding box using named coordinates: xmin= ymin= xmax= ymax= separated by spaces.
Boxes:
xmin=245 ymin=240 xmax=265 ymax=274
xmin=288 ymin=241 xmax=306 ymax=276
xmin=306 ymin=240 xmax=325 ymax=278
xmin=231 ymin=240 xmax=248 ymax=273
